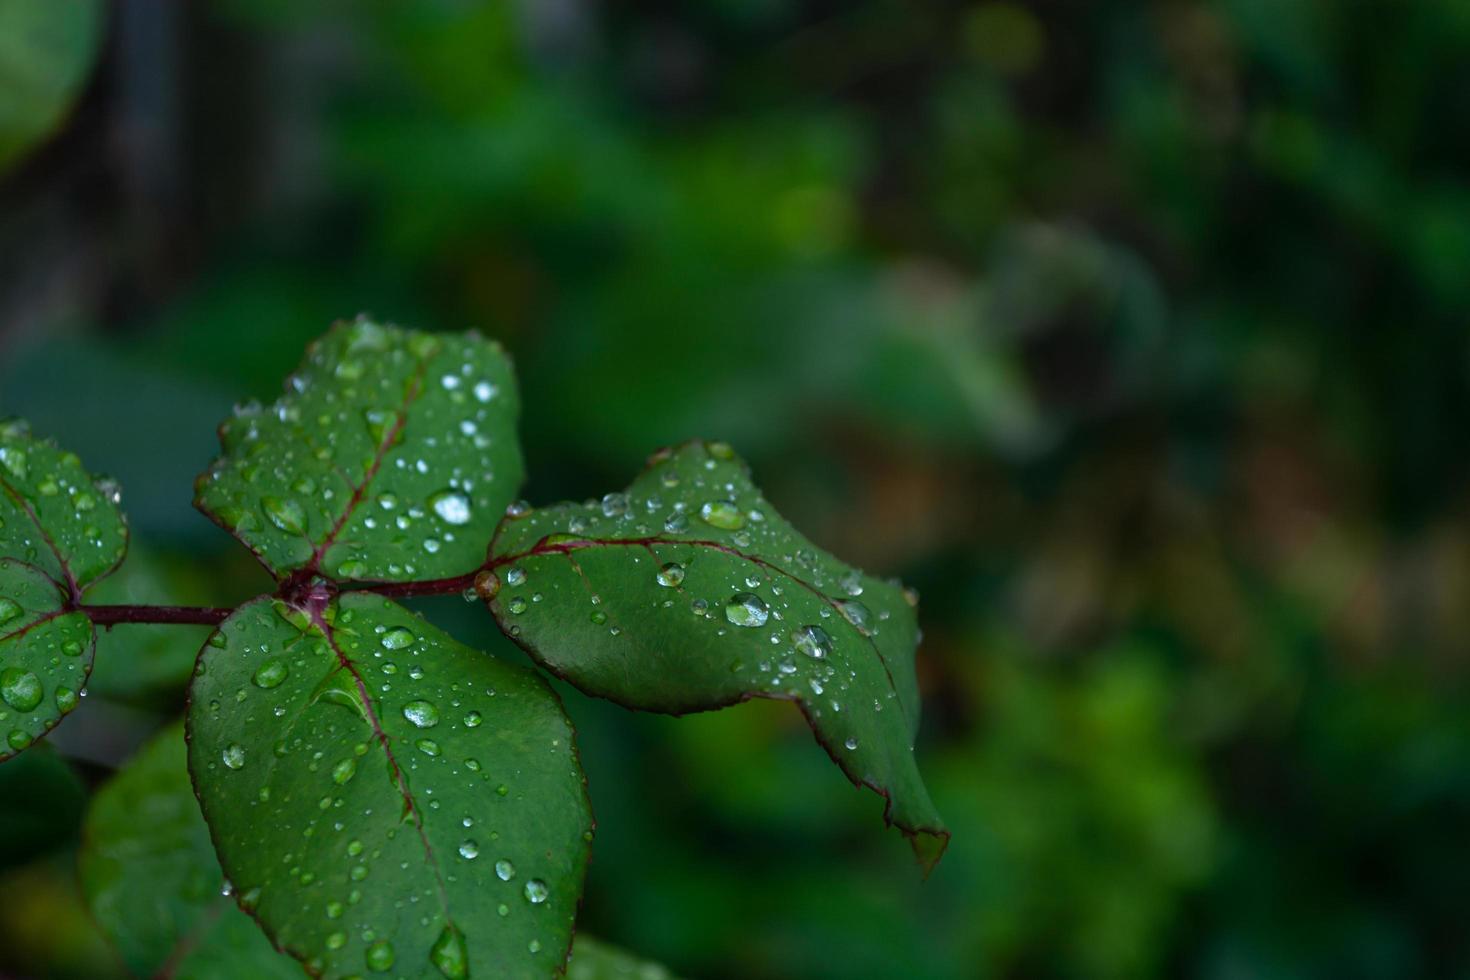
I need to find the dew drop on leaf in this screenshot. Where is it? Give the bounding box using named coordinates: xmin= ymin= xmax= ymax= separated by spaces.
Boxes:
xmin=838 ymin=600 xmax=873 ymax=635
xmin=431 ymin=924 xmax=469 ymax=979
xmin=699 ymin=499 xmax=745 ymax=530
xmin=495 ymin=859 xmax=516 ymax=881
xmin=366 ymin=939 xmax=396 ymax=972
xmin=380 ymin=626 xmax=415 ymax=650
xmin=0 ymin=598 xmax=19 ymax=626
xmin=402 ymin=700 xmax=440 ymax=728
xmin=656 ymin=563 xmax=685 ymax=587
xmin=724 ymin=593 xmax=769 ymax=628
xmin=458 ymin=840 xmax=479 ymax=860
xmin=430 ymin=490 xmax=472 ymax=526
xmin=1 ymin=668 xmax=43 ymax=712
xmin=792 ymin=625 xmax=833 ymax=660
xmin=221 ymin=743 xmax=246 ymax=770
xmin=524 ymin=878 xmax=549 ymax=904
xmin=261 ymin=496 xmax=307 ymax=535
xmin=252 ymin=658 xmax=289 ymax=689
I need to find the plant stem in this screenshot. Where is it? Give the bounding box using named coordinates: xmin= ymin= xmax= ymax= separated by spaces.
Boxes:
xmin=346 ymin=571 xmax=483 ymax=599
xmin=78 ymin=604 xmax=234 ymax=627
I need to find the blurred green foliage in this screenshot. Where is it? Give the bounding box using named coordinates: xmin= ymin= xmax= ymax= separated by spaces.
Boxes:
xmin=4 ymin=0 xmax=1470 ymax=977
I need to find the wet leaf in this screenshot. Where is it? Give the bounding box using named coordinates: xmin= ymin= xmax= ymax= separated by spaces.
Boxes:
xmin=195 ymin=318 xmax=522 ymax=584
xmin=0 ymin=420 xmax=127 ymax=762
xmin=0 ymin=559 xmax=93 ymax=762
xmin=485 ymin=440 xmax=948 ymax=869
xmin=79 ymin=721 xmax=299 ymax=979
xmin=187 ymin=593 xmax=592 ymax=979
xmin=0 ymin=418 xmax=128 ymax=594
xmin=567 ymin=936 xmax=680 ymax=979
xmin=0 ymin=0 xmax=104 ymax=173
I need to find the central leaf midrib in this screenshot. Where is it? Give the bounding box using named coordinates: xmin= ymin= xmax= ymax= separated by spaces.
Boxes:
xmin=312 ymin=608 xmax=457 ymax=940
xmin=306 ymin=342 xmax=437 ymax=575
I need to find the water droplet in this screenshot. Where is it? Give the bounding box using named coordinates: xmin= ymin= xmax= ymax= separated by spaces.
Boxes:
xmin=506 ymin=500 xmax=531 ymax=518
xmin=261 ymin=496 xmax=307 ymax=535
xmin=838 ymin=600 xmax=873 ymax=635
xmin=431 ymin=924 xmax=469 ymax=979
xmin=473 ymin=570 xmax=500 ymax=601
xmin=473 ymin=380 xmax=497 ymax=403
xmin=458 ymin=840 xmax=479 ymax=860
xmin=699 ymin=500 xmax=745 ymax=530
xmin=55 ymin=686 xmax=77 ymax=713
xmin=507 ymin=596 xmax=528 ymax=615
xmin=601 ymin=493 xmax=629 ymax=518
xmin=7 ymin=730 xmax=31 ymax=751
xmin=656 ymin=562 xmax=685 ymax=587
xmin=504 ymin=566 xmax=527 ymax=587
xmin=416 ymin=738 xmax=440 ymax=756
xmin=524 ymin=879 xmax=549 ymax=904
xmin=61 ymin=639 xmax=84 ymax=657
xmin=252 ymin=658 xmax=289 ymax=689
xmin=840 ymin=571 xmax=864 ymax=597
xmin=366 ymin=939 xmax=396 ymax=972
xmin=403 ymin=700 xmax=440 ymax=728
xmin=0 ymin=598 xmax=20 ymax=626
xmin=336 ymin=559 xmax=368 ymax=578
xmin=363 ymin=408 xmax=399 ymax=445
xmin=430 ymin=490 xmax=472 ymax=525
xmin=222 ymin=744 xmax=246 ymax=770
xmin=0 ymin=669 xmax=42 ymax=712
xmin=792 ymin=625 xmax=833 ymax=659
xmin=495 ymin=859 xmax=516 ymax=880
xmin=380 ymin=626 xmax=415 ymax=650
xmin=332 ymin=758 xmax=357 ymax=784
xmin=724 ymin=593 xmax=769 ymax=628
xmin=844 ymin=737 xmax=859 ymax=750
xmin=463 ymin=711 xmax=483 ymax=728
xmin=326 ymin=931 xmax=347 ymax=950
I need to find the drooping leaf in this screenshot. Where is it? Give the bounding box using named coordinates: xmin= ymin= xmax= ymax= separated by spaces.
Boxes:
xmin=0 ymin=559 xmax=92 ymax=762
xmin=0 ymin=0 xmax=104 ymax=173
xmin=0 ymin=418 xmax=127 ymax=595
xmin=187 ymin=593 xmax=593 ymax=979
xmin=567 ymin=936 xmax=679 ymax=980
xmin=79 ymin=721 xmax=300 ymax=980
xmin=485 ymin=440 xmax=948 ymax=868
xmin=194 ymin=318 xmax=523 ymax=584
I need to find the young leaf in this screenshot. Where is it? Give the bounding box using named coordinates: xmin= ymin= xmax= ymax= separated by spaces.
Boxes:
xmin=0 ymin=559 xmax=92 ymax=761
xmin=195 ymin=318 xmax=523 ymax=584
xmin=79 ymin=721 xmax=300 ymax=979
xmin=0 ymin=418 xmax=127 ymax=595
xmin=567 ymin=936 xmax=679 ymax=979
xmin=485 ymin=440 xmax=949 ymax=869
xmin=187 ymin=593 xmax=593 ymax=979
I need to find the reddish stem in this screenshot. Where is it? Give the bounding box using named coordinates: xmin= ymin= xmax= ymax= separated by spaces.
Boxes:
xmin=78 ymin=604 xmax=235 ymax=627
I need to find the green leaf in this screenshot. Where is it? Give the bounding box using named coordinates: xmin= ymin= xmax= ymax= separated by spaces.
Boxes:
xmin=0 ymin=0 xmax=104 ymax=173
xmin=79 ymin=721 xmax=300 ymax=979
xmin=485 ymin=440 xmax=949 ymax=868
xmin=0 ymin=559 xmax=92 ymax=761
xmin=187 ymin=593 xmax=593 ymax=979
xmin=195 ymin=318 xmax=523 ymax=584
xmin=0 ymin=420 xmax=127 ymax=761
xmin=0 ymin=418 xmax=128 ymax=595
xmin=567 ymin=936 xmax=679 ymax=980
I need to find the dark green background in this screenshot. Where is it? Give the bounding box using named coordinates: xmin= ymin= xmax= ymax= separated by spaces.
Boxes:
xmin=2 ymin=1 xmax=1469 ymax=978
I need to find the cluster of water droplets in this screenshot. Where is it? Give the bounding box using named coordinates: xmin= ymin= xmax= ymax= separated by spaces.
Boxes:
xmin=491 ymin=442 xmax=922 ymax=753
xmin=196 ymin=592 xmax=584 ymax=977
xmin=197 ymin=322 xmax=515 ymax=581
xmin=0 ymin=565 xmax=91 ymax=755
